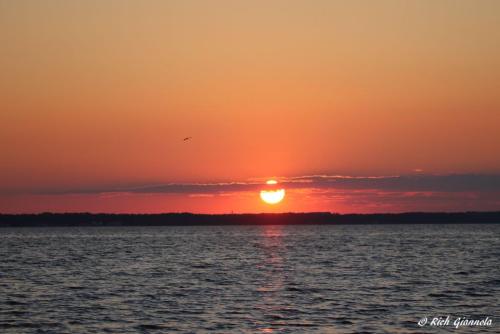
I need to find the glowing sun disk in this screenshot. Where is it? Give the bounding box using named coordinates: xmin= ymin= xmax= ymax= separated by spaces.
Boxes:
xmin=260 ymin=189 xmax=285 ymax=204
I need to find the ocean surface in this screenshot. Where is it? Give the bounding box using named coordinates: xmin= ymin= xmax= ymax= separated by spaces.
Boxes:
xmin=1 ymin=224 xmax=499 ymax=333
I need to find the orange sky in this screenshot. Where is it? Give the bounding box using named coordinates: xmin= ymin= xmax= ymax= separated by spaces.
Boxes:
xmin=1 ymin=1 xmax=499 ymax=213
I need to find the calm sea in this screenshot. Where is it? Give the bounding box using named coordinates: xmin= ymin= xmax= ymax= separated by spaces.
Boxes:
xmin=1 ymin=224 xmax=499 ymax=333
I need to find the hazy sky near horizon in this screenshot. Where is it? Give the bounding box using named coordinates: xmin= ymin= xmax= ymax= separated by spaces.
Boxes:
xmin=1 ymin=0 xmax=499 ymax=213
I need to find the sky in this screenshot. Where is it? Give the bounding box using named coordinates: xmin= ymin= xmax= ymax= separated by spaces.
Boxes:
xmin=1 ymin=0 xmax=499 ymax=213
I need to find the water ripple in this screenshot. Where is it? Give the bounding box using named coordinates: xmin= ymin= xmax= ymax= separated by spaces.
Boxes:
xmin=0 ymin=224 xmax=498 ymax=333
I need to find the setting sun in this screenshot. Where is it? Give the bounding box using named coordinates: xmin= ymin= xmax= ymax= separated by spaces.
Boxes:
xmin=260 ymin=180 xmax=285 ymax=204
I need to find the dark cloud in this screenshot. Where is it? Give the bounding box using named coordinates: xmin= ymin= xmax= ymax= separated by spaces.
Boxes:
xmin=16 ymin=173 xmax=500 ymax=195
xmin=284 ymin=174 xmax=500 ymax=192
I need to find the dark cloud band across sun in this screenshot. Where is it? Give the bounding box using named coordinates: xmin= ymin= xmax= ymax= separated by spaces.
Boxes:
xmin=1 ymin=174 xmax=499 ymax=214
xmin=14 ymin=173 xmax=500 ymax=196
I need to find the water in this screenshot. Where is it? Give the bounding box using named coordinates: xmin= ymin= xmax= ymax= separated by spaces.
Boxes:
xmin=1 ymin=224 xmax=499 ymax=333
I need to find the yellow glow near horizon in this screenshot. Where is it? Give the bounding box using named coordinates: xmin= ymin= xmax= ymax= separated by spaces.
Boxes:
xmin=266 ymin=180 xmax=278 ymax=185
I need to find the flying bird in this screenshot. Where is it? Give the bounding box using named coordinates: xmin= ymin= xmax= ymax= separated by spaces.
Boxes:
xmin=183 ymin=136 xmax=192 ymax=141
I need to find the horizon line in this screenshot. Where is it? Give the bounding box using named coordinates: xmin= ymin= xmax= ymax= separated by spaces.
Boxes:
xmin=2 ymin=210 xmax=500 ymax=216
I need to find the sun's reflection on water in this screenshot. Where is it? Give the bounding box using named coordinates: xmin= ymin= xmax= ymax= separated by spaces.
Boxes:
xmin=255 ymin=225 xmax=286 ymax=333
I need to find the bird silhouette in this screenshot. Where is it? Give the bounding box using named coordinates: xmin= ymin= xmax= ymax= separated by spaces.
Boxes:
xmin=183 ymin=137 xmax=192 ymax=141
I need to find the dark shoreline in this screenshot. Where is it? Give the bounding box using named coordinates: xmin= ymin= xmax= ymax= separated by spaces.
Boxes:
xmin=0 ymin=212 xmax=499 ymax=227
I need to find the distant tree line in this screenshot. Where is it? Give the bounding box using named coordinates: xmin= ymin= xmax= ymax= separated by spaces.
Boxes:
xmin=0 ymin=211 xmax=499 ymax=227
